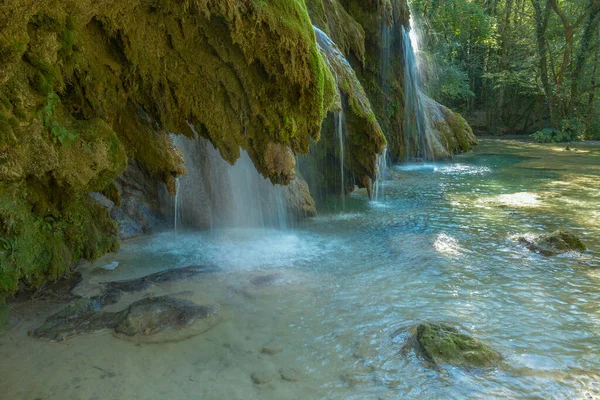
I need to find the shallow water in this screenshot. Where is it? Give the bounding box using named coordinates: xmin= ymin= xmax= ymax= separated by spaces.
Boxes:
xmin=2 ymin=140 xmax=599 ymax=400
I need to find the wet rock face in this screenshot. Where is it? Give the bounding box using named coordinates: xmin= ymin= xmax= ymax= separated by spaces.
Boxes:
xmin=400 ymin=323 xmax=502 ymax=368
xmin=33 ymin=294 xmax=220 ymax=343
xmin=519 ymin=230 xmax=587 ymax=256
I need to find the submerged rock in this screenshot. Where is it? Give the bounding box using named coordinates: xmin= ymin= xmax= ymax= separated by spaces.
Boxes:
xmin=279 ymin=367 xmax=301 ymax=382
xmin=33 ymin=298 xmax=119 ymax=341
xmin=261 ymin=340 xmax=284 ymax=355
xmin=34 ymin=293 xmax=220 ymax=343
xmin=400 ymin=323 xmax=502 ymax=368
xmin=250 ymin=371 xmax=276 ymax=385
xmin=114 ymin=293 xmax=220 ymax=344
xmin=101 ymin=265 xmax=219 ymax=303
xmin=250 ymin=274 xmax=284 ymax=288
xmin=519 ymin=230 xmax=586 ymax=256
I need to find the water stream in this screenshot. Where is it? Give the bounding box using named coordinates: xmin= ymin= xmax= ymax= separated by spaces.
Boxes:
xmin=2 ymin=140 xmax=599 ymax=399
xmin=402 ymin=19 xmax=445 ymax=161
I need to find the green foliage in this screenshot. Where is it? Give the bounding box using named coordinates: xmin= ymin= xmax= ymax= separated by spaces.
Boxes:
xmin=42 ymin=93 xmax=77 ymax=145
xmin=532 ymin=119 xmax=583 ymax=143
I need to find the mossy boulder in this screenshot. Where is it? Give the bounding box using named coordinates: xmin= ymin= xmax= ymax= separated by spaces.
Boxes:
xmin=422 ymin=94 xmax=478 ymax=158
xmin=410 ymin=323 xmax=502 ymax=368
xmin=519 ymin=230 xmax=587 ymax=256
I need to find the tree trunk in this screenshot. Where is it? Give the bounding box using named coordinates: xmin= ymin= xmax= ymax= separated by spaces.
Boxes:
xmin=531 ymin=0 xmax=560 ymax=127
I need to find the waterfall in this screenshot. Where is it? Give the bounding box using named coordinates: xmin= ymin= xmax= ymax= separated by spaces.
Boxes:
xmin=402 ymin=19 xmax=443 ymax=161
xmin=335 ymin=109 xmax=346 ymax=209
xmin=313 ymin=26 xmax=350 ymax=206
xmin=169 ymin=131 xmax=288 ymax=230
xmin=379 ymin=20 xmax=392 ymax=113
xmin=173 ymin=177 xmax=181 ymax=231
xmin=374 ymin=147 xmax=389 ymax=202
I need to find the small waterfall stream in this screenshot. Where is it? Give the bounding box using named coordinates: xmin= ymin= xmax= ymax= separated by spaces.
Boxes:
xmin=402 ymin=24 xmax=430 ymax=161
xmin=173 ymin=177 xmax=181 ymax=231
xmin=401 ymin=17 xmax=444 ymax=162
xmin=170 ymin=131 xmax=288 ymax=230
xmin=374 ymin=147 xmax=388 ymax=202
xmin=335 ymin=110 xmax=346 ymax=209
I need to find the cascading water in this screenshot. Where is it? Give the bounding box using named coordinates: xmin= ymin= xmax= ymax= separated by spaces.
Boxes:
xmin=173 ymin=177 xmax=181 ymax=231
xmin=313 ymin=26 xmax=349 ymax=207
xmin=402 ymin=18 xmax=444 ymax=162
xmin=374 ymin=147 xmax=389 ymax=202
xmin=170 ymin=130 xmax=288 ymax=230
xmin=335 ymin=109 xmax=346 ymax=209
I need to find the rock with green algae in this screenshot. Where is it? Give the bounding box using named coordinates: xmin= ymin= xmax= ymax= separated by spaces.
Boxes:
xmin=422 ymin=94 xmax=479 ymax=159
xmin=404 ymin=323 xmax=502 ymax=368
xmin=519 ymin=230 xmax=587 ymax=256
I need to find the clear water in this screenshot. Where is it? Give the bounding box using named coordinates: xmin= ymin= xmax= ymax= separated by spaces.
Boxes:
xmin=2 ymin=140 xmax=600 ymax=400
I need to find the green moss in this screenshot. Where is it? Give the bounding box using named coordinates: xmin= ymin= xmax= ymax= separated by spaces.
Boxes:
xmin=0 ymin=0 xmax=341 ymax=300
xmin=0 ymin=37 xmax=26 ymax=64
xmin=0 ymin=297 xmax=8 ymax=330
xmin=416 ymin=323 xmax=502 ymax=368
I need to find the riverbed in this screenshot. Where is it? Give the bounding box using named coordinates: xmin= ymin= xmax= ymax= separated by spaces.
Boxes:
xmin=1 ymin=139 xmax=599 ymax=399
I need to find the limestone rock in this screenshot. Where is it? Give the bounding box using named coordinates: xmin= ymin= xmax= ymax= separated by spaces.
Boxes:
xmin=114 ymin=293 xmax=220 ymax=344
xmin=33 ymin=292 xmax=220 ymax=343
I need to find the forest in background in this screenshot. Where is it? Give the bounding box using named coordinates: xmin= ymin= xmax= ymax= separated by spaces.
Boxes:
xmin=411 ymin=0 xmax=600 ymax=141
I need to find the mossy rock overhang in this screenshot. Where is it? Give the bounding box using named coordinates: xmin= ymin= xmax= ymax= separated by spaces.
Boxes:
xmin=0 ymin=0 xmax=338 ymax=300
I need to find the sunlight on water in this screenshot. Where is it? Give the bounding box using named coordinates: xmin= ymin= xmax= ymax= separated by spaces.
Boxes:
xmin=1 ymin=140 xmax=600 ymax=400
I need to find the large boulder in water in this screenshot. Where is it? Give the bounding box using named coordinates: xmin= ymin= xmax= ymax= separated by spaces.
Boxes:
xmin=400 ymin=323 xmax=502 ymax=368
xmin=519 ymin=230 xmax=586 ymax=256
xmin=33 ymin=293 xmax=220 ymax=343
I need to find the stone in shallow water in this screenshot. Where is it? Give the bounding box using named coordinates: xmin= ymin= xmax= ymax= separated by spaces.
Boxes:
xmin=33 ymin=298 xmax=119 ymax=341
xmin=33 ymin=293 xmax=220 ymax=343
xmin=261 ymin=341 xmax=283 ymax=355
xmin=279 ymin=367 xmax=301 ymax=382
xmin=114 ymin=293 xmax=220 ymax=344
xmin=249 ymin=273 xmax=283 ymax=287
xmin=250 ymin=371 xmax=276 ymax=385
xmin=519 ymin=230 xmax=586 ymax=256
xmin=399 ymin=323 xmax=502 ymax=368
xmin=100 ymin=265 xmax=220 ymax=304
